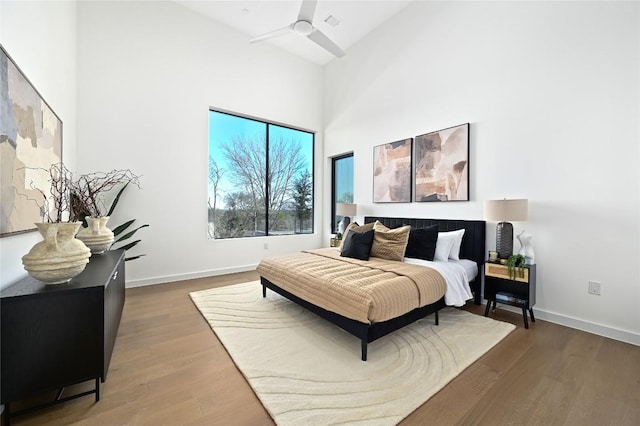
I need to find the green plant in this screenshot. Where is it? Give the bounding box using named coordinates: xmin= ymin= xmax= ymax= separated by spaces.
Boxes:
xmin=335 ymin=232 xmax=343 ymax=240
xmin=506 ymin=254 xmax=527 ymax=280
xmin=106 ymin=182 xmax=149 ymax=261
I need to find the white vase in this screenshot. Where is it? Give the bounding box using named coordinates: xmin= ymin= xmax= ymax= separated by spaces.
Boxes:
xmin=76 ymin=216 xmax=115 ymax=254
xmin=22 ymin=222 xmax=91 ymax=285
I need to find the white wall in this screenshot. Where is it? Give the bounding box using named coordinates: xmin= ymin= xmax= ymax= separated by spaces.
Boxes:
xmin=2 ymin=0 xmax=637 ymax=346
xmin=75 ymin=1 xmax=324 ymax=286
xmin=324 ymin=1 xmax=639 ymax=344
xmin=0 ymin=0 xmax=78 ymax=289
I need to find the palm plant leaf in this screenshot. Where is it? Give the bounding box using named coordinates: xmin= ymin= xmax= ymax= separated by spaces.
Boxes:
xmin=124 ymin=254 xmax=146 ymax=261
xmin=104 ymin=181 xmax=148 ymax=261
xmin=107 ymin=182 xmax=130 ymax=217
xmin=112 ymin=219 xmax=135 ymax=237
xmin=114 ymin=224 xmax=149 ymax=244
xmin=113 ymin=239 xmax=141 ymax=252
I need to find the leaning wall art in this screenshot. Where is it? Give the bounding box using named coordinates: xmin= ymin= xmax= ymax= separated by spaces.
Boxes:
xmin=373 ymin=138 xmax=412 ymax=203
xmin=1 ymin=45 xmax=63 ymax=237
xmin=414 ymin=123 xmax=469 ymax=202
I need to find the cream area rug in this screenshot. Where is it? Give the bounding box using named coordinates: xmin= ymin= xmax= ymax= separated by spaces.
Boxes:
xmin=190 ymin=281 xmax=515 ymax=425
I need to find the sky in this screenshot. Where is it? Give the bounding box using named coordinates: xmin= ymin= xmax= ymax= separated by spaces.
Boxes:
xmin=335 ymin=155 xmax=354 ymax=203
xmin=208 ymin=110 xmax=313 ymax=209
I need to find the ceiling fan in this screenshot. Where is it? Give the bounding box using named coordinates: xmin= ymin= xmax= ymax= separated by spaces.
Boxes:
xmin=249 ymin=0 xmax=345 ymax=58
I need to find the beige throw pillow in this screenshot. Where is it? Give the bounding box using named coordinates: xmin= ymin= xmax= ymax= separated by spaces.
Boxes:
xmin=341 ymin=222 xmax=375 ymax=249
xmin=370 ymin=221 xmax=410 ymax=261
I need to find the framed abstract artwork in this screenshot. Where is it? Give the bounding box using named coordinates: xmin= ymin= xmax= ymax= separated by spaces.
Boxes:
xmin=373 ymin=138 xmax=412 ymax=203
xmin=414 ymin=123 xmax=469 ymax=202
xmin=1 ymin=44 xmax=63 ymax=237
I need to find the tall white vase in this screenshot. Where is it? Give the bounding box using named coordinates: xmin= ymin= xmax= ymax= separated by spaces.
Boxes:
xmin=22 ymin=222 xmax=91 ymax=285
xmin=76 ymin=216 xmax=115 ymax=254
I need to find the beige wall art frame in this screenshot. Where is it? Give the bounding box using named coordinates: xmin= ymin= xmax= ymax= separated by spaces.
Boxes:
xmin=414 ymin=123 xmax=469 ymax=202
xmin=373 ymin=138 xmax=412 ymax=203
xmin=1 ymin=44 xmax=63 ymax=237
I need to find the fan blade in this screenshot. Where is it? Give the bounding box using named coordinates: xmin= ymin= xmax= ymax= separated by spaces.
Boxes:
xmin=297 ymin=0 xmax=317 ymax=23
xmin=250 ymin=24 xmax=294 ymax=43
xmin=307 ymin=29 xmax=345 ymax=57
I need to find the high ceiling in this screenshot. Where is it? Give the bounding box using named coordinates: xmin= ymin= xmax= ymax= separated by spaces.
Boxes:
xmin=175 ymin=1 xmax=412 ymax=65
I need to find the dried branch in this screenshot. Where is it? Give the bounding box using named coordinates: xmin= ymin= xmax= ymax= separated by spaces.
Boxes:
xmin=26 ymin=163 xmax=74 ymax=223
xmin=71 ymin=169 xmax=141 ymax=218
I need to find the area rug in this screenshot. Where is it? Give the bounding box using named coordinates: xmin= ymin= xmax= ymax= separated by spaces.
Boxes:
xmin=190 ymin=281 xmax=515 ymax=425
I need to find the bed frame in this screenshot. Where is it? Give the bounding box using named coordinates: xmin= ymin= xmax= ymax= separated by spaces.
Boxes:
xmin=260 ymin=216 xmax=486 ymax=361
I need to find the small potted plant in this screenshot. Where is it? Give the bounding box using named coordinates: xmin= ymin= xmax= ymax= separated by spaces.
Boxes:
xmin=506 ymin=254 xmax=527 ymax=280
xmin=330 ymin=232 xmax=343 ymax=247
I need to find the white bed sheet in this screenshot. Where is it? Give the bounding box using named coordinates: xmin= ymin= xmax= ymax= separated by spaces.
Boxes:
xmin=450 ymin=259 xmax=478 ymax=282
xmin=403 ymin=257 xmax=476 ymax=307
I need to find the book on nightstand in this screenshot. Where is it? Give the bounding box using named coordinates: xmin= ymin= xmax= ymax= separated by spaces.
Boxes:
xmin=495 ymin=292 xmax=527 ymax=306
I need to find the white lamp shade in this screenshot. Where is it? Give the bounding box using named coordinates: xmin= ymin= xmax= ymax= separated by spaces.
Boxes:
xmin=484 ymin=199 xmax=528 ymax=222
xmin=336 ymin=203 xmax=357 ymax=217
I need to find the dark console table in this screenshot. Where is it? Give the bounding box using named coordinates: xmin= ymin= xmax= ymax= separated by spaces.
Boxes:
xmin=1 ymin=250 xmax=125 ymax=425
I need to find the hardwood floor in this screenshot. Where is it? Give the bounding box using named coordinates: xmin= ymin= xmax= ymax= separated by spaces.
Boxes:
xmin=5 ymin=271 xmax=639 ymax=425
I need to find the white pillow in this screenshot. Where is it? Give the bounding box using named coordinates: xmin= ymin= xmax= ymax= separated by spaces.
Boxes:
xmin=446 ymin=229 xmax=465 ymax=260
xmin=434 ymin=229 xmax=466 ymax=261
xmin=434 ymin=232 xmax=455 ymax=261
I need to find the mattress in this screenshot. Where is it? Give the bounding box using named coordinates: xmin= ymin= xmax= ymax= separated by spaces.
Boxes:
xmin=256 ymin=248 xmax=447 ymax=324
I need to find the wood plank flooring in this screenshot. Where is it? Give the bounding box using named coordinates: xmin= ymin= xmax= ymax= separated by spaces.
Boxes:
xmin=5 ymin=271 xmax=639 ymax=425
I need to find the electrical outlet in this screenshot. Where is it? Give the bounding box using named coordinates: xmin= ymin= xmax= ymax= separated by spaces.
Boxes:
xmin=588 ymin=280 xmax=601 ymax=295
xmin=264 ymin=243 xmax=269 ymax=250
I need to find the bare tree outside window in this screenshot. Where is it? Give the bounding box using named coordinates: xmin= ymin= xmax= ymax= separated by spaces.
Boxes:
xmin=208 ymin=157 xmax=224 ymax=239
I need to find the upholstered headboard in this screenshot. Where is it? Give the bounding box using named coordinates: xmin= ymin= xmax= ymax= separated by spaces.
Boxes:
xmin=364 ymin=216 xmax=486 ymax=267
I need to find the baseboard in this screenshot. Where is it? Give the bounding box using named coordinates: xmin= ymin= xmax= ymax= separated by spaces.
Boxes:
xmin=491 ymin=303 xmax=640 ymax=346
xmin=126 ymin=264 xmax=259 ymax=288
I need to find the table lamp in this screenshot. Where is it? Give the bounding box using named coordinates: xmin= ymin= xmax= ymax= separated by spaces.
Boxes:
xmin=484 ymin=199 xmax=528 ymax=259
xmin=336 ymin=203 xmax=357 ymax=234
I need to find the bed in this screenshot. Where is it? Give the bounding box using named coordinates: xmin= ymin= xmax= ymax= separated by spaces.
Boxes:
xmin=258 ymin=216 xmax=486 ymax=360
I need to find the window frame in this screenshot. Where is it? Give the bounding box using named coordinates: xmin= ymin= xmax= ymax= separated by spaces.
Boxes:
xmin=331 ymin=152 xmax=354 ymax=234
xmin=208 ymin=108 xmax=315 ymax=239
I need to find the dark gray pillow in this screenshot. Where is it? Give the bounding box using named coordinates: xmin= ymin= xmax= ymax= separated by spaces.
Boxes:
xmin=404 ymin=225 xmax=439 ymax=261
xmin=340 ymin=229 xmax=375 ymax=261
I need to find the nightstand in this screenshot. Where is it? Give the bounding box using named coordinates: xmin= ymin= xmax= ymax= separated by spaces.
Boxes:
xmin=483 ymin=262 xmax=536 ymax=328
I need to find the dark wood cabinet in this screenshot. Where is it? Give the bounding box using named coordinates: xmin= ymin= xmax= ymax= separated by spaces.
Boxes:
xmin=1 ymin=250 xmax=125 ymax=424
xmin=483 ymin=262 xmax=536 ymax=328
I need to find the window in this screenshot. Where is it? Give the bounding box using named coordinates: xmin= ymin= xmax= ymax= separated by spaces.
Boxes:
xmin=208 ymin=110 xmax=314 ymax=239
xmin=331 ymin=153 xmax=354 ymax=233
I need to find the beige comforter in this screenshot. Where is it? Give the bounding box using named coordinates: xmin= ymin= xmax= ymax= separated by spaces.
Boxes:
xmin=256 ymin=248 xmax=446 ymax=324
